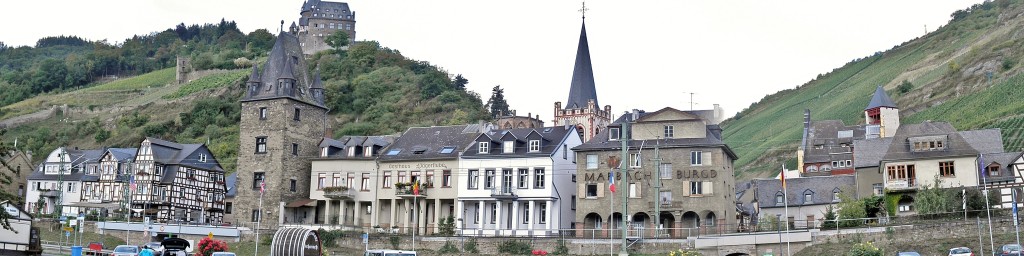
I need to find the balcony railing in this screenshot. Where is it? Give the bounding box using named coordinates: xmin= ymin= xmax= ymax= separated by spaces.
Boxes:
xmin=885 ymin=178 xmax=917 ymax=191
xmin=396 ymin=187 xmax=427 ymax=198
xmin=323 ymin=187 xmax=354 ymax=200
xmin=491 ymin=186 xmax=517 ymax=199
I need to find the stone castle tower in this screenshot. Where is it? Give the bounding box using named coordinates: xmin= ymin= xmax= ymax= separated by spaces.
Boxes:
xmin=294 ymin=0 xmax=356 ymax=55
xmin=553 ymin=18 xmax=611 ymax=142
xmin=233 ymin=31 xmax=329 ymax=230
xmin=864 ymin=85 xmax=900 ymax=138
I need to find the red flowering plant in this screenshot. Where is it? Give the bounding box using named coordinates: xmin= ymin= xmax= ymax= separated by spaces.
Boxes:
xmin=193 ymin=237 xmax=230 ymax=256
xmin=532 ymin=249 xmax=549 ymax=255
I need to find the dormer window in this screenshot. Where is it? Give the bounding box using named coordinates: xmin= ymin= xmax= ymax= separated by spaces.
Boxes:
xmin=198 ymin=154 xmax=207 ymax=163
xmin=609 ymin=128 xmax=620 ymax=140
xmin=364 ymin=148 xmax=374 ymax=157
xmin=832 ymin=188 xmax=841 ymax=202
xmin=803 ymin=190 xmax=814 ymax=204
xmin=503 ymin=141 xmax=514 ymax=153
xmin=478 ymin=142 xmax=489 ymax=154
xmin=348 ymin=147 xmax=356 ymax=157
xmin=775 ymin=192 xmax=784 ymax=206
xmin=321 ymin=147 xmax=329 ymax=157
xmin=529 ymin=140 xmax=540 ymax=152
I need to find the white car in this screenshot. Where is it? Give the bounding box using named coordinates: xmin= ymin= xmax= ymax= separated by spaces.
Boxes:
xmin=144 ymin=242 xmax=163 ymax=254
xmin=365 ymin=249 xmax=417 ymax=256
xmin=210 ymin=252 xmax=237 ymax=256
xmin=947 ymin=247 xmax=972 ymax=256
xmin=112 ymin=245 xmax=140 ymax=256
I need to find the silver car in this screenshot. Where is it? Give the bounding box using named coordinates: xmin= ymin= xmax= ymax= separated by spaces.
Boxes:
xmin=112 ymin=245 xmax=140 ymax=256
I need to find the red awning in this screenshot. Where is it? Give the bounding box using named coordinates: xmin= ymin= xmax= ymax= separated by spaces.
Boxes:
xmin=285 ymin=199 xmax=317 ymax=208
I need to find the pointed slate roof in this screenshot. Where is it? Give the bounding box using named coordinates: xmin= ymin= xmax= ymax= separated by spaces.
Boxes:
xmin=247 ymin=64 xmax=260 ymax=82
xmin=565 ymin=20 xmax=598 ymax=109
xmin=311 ymin=69 xmax=323 ymax=89
xmin=241 ymin=31 xmax=326 ymax=109
xmin=865 ymin=85 xmax=897 ymax=110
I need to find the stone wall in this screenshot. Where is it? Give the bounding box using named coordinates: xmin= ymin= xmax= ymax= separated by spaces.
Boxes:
xmin=329 ymin=236 xmax=689 ymax=256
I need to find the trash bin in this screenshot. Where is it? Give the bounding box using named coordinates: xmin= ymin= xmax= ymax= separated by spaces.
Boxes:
xmin=71 ymin=246 xmax=83 ymax=256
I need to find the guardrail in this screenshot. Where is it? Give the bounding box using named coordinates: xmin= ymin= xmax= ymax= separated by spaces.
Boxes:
xmin=41 ymin=240 xmax=113 ymax=256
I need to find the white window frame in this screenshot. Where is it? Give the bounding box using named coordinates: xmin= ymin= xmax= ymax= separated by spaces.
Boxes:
xmin=664 ymin=125 xmax=674 ymax=138
xmin=586 ymin=155 xmax=598 ymax=169
xmin=503 ymin=140 xmax=514 ymax=153
xmin=691 ymin=151 xmax=703 ymax=166
xmin=629 ymin=153 xmax=642 ymax=168
xmin=660 ymin=163 xmax=672 ymax=180
xmin=478 ymin=142 xmax=489 ymax=154
xmin=529 ymin=140 xmax=540 ymax=152
xmin=609 ymin=128 xmax=620 ymax=140
xmin=534 ymin=168 xmax=546 ymax=189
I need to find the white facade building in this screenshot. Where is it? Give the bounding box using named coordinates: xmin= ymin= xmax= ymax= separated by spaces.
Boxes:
xmin=457 ymin=125 xmax=582 ymax=236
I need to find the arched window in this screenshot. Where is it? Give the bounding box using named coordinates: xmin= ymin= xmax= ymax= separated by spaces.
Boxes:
xmin=803 ymin=189 xmax=814 ymax=204
xmin=775 ymin=192 xmax=785 ymax=206
xmin=832 ymin=188 xmax=841 ymax=202
xmin=806 ymin=165 xmax=818 ymax=173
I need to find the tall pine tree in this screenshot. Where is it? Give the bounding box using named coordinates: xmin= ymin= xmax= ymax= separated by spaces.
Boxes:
xmin=452 ymin=74 xmax=468 ymax=90
xmin=485 ymin=85 xmax=510 ymax=119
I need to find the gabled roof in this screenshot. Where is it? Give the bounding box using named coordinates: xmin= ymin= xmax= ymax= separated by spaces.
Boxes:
xmin=146 ymin=137 xmax=224 ymax=172
xmin=882 ymin=121 xmax=979 ymax=161
xmin=225 ymin=172 xmax=238 ymax=198
xmin=378 ymin=125 xmax=479 ymax=162
xmin=753 ymin=175 xmax=855 ymax=208
xmin=318 ymin=135 xmax=397 ymax=158
xmin=107 ymin=148 xmax=138 ymax=162
xmin=959 ymin=129 xmax=1005 ymax=154
xmin=852 ymin=138 xmax=893 ymax=168
xmin=564 ymin=21 xmax=598 ymax=110
xmin=461 ymin=126 xmax=574 ymax=158
xmin=981 ymin=151 xmax=1020 ymax=183
xmin=802 ymin=120 xmax=864 ymax=164
xmin=575 ymin=112 xmax=738 ymax=160
xmin=27 ymin=147 xmax=104 ymax=181
xmin=865 ymin=85 xmax=897 ymax=110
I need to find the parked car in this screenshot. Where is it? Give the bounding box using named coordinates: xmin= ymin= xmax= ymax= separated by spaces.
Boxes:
xmin=948 ymin=247 xmax=972 ymax=256
xmin=145 ymin=242 xmax=164 ymax=255
xmin=112 ymin=245 xmax=140 ymax=256
xmin=365 ymin=249 xmax=417 ymax=256
xmin=210 ymin=252 xmax=237 ymax=256
xmin=897 ymin=252 xmax=921 ymax=256
xmin=997 ymin=244 xmax=1024 ymax=256
xmin=161 ymin=237 xmax=191 ymax=256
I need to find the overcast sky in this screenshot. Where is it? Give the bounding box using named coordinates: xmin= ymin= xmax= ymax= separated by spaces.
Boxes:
xmin=1 ymin=0 xmax=984 ymax=122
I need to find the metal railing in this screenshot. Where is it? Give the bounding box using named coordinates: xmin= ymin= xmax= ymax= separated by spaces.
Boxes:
xmin=490 ymin=186 xmax=517 ymax=197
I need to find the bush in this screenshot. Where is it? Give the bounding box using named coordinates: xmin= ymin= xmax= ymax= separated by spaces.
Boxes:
xmin=194 ymin=237 xmax=229 ymax=256
xmin=464 ymin=238 xmax=479 ymax=254
xmin=847 ymin=241 xmax=881 ymax=256
xmin=552 ymin=239 xmax=569 ymax=255
xmin=896 ymin=80 xmax=913 ymax=95
xmin=438 ymin=240 xmax=459 ymax=254
xmin=497 ymin=239 xmax=533 ymax=255
xmin=667 ymin=249 xmax=703 ymax=256
xmin=389 ymin=236 xmax=400 ymax=249
xmin=437 ymin=216 xmax=455 ymax=236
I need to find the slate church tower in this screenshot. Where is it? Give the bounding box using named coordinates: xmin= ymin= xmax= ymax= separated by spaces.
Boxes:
xmin=233 ymin=31 xmax=329 ymax=230
xmin=553 ymin=17 xmax=611 ymax=142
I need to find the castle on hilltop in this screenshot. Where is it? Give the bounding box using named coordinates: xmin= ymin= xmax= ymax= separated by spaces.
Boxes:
xmin=292 ymin=0 xmax=357 ymax=55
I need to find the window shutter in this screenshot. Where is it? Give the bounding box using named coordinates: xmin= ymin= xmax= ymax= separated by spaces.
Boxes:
xmin=703 ymin=181 xmax=713 ymax=195
xmin=704 ymin=151 xmax=713 ymax=166
xmin=635 ymin=183 xmax=642 ymax=197
xmin=578 ymin=183 xmax=585 ymax=198
xmin=683 ymin=182 xmax=691 ymax=196
xmin=597 ymin=183 xmax=605 ymax=198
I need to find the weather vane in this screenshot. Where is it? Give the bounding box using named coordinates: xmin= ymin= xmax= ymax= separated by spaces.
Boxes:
xmin=579 ymin=1 xmax=589 ymax=19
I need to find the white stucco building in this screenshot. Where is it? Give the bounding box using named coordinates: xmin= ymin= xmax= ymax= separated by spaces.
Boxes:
xmin=457 ymin=125 xmax=582 ymax=236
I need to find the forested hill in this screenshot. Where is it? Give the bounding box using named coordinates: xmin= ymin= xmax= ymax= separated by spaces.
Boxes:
xmin=722 ymin=0 xmax=1024 ymax=179
xmin=0 ymin=22 xmax=487 ymax=173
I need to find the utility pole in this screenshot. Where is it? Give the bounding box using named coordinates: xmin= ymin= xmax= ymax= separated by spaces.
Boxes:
xmin=618 ymin=118 xmax=630 ymax=256
xmin=652 ymin=139 xmax=661 ymax=238
xmin=683 ymin=92 xmax=696 ymax=110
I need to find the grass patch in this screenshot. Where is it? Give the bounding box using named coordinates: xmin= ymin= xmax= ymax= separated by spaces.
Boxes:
xmin=163 ymin=70 xmax=247 ymax=99
xmin=85 ymin=68 xmax=175 ymax=92
xmin=225 ymin=240 xmax=270 ymax=256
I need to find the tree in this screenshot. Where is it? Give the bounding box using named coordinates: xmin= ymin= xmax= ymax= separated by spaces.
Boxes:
xmin=325 ymin=31 xmax=350 ymax=53
xmin=914 ymin=176 xmax=955 ymax=216
xmin=246 ymin=29 xmax=276 ymax=54
xmin=0 ymin=129 xmax=19 ymax=231
xmin=485 ymin=85 xmax=510 ymax=118
xmin=452 ymin=74 xmax=468 ymax=90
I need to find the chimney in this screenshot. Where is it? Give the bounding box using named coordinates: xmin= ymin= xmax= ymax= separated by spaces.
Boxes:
xmin=631 ymin=109 xmax=640 ymax=121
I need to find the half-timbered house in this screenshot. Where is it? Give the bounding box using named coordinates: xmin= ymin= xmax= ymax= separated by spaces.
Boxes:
xmin=129 ymin=138 xmax=227 ymax=224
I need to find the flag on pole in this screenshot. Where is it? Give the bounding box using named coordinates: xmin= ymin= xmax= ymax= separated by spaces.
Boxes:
xmin=413 ymin=181 xmax=420 ymax=196
xmin=609 ymin=171 xmax=616 ymax=193
xmin=260 ymin=180 xmax=266 ymax=194
xmin=129 ymin=176 xmax=137 ymax=192
xmin=780 ymin=164 xmax=787 ymax=189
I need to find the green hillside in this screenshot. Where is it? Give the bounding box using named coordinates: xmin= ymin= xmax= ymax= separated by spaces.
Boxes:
xmin=722 ymin=0 xmax=1024 ymax=179
xmin=1 ymin=40 xmax=486 ymax=174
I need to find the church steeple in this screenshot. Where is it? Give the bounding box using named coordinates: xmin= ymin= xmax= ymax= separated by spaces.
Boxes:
xmin=565 ymin=20 xmax=598 ymax=110
xmin=553 ymin=9 xmax=611 ymax=143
